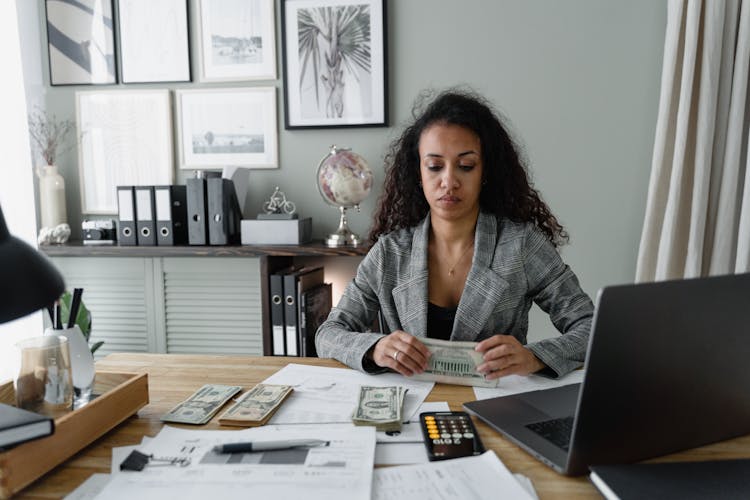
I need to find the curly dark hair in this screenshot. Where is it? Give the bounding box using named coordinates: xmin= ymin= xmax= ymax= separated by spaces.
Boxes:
xmin=369 ymin=88 xmax=568 ymax=246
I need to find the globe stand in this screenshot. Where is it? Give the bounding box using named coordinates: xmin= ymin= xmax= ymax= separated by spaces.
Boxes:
xmin=325 ymin=206 xmax=362 ymax=247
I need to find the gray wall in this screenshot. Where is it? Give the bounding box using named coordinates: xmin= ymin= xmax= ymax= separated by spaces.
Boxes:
xmin=27 ymin=0 xmax=667 ymax=340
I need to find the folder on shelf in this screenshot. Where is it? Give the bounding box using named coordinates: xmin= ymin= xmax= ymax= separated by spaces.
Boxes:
xmin=207 ymin=177 xmax=242 ymax=245
xmin=155 ymin=185 xmax=188 ymax=246
xmin=134 ymin=186 xmax=156 ymax=246
xmin=269 ymin=270 xmax=287 ymax=356
xmin=299 ymin=282 xmax=332 ymax=357
xmin=116 ymin=186 xmax=137 ymax=246
xmin=186 ymin=177 xmax=208 ymax=245
xmin=283 ymin=266 xmax=324 ymax=357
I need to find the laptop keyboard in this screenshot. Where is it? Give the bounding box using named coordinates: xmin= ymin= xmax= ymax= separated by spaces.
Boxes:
xmin=525 ymin=416 xmax=574 ymax=451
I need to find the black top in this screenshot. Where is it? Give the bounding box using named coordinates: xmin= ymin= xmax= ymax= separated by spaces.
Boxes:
xmin=427 ymin=302 xmax=457 ymax=340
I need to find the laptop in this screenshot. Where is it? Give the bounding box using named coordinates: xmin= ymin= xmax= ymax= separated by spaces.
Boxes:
xmin=463 ymin=272 xmax=750 ymax=476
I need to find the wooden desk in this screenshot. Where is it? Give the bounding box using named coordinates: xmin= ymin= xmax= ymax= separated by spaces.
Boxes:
xmin=15 ymin=353 xmax=750 ymax=499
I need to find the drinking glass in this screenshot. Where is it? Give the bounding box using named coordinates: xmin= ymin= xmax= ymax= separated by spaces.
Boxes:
xmin=45 ymin=325 xmax=95 ymax=407
xmin=15 ymin=335 xmax=74 ymax=418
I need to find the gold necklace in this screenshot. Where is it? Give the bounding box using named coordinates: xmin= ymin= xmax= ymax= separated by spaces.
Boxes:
xmin=447 ymin=243 xmax=474 ymax=277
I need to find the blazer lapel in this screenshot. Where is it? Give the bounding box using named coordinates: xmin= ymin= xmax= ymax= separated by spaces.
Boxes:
xmin=392 ymin=216 xmax=430 ymax=338
xmin=452 ymin=212 xmax=510 ymax=341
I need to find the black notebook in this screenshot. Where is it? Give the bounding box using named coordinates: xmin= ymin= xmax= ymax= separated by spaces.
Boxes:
xmin=0 ymin=403 xmax=54 ymax=449
xmin=590 ymin=460 xmax=750 ymax=500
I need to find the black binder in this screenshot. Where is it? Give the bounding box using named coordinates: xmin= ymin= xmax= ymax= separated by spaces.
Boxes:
xmin=154 ymin=185 xmax=188 ymax=246
xmin=269 ymin=271 xmax=287 ymax=356
xmin=116 ymin=186 xmax=137 ymax=246
xmin=283 ymin=267 xmax=324 ymax=357
xmin=207 ymin=178 xmax=242 ymax=245
xmin=186 ymin=177 xmax=208 ymax=245
xmin=134 ymin=186 xmax=156 ymax=246
xmin=299 ymin=283 xmax=332 ymax=357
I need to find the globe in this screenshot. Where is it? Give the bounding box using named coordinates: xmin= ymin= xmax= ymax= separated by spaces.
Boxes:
xmin=317 ymin=146 xmax=373 ymax=208
xmin=316 ymin=145 xmax=373 ymax=247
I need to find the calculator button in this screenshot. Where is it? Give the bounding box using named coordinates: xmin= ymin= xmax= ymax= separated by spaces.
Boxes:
xmin=463 ymin=432 xmax=474 ymax=439
xmin=441 ymin=433 xmax=451 ymax=439
xmin=452 ymin=433 xmax=462 ymax=439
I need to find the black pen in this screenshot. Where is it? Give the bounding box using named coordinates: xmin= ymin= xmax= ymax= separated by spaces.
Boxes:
xmin=68 ymin=288 xmax=83 ymax=329
xmin=54 ymin=300 xmax=62 ymax=330
xmin=213 ymin=439 xmax=328 ymax=454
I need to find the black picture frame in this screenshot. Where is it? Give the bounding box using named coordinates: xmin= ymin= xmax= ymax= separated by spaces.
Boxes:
xmin=114 ymin=0 xmax=192 ymax=84
xmin=45 ymin=0 xmax=118 ymax=86
xmin=281 ymin=0 xmax=388 ymax=129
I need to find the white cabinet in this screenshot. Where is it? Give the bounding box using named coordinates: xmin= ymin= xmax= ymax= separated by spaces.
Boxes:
xmin=51 ymin=256 xmax=263 ymax=358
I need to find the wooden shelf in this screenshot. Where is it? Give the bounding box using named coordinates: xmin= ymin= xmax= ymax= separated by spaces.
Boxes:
xmin=44 ymin=242 xmax=369 ymax=357
xmin=40 ymin=241 xmax=370 ymax=258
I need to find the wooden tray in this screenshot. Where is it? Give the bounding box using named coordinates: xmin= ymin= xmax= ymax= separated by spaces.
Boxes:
xmin=0 ymin=371 xmax=149 ymax=499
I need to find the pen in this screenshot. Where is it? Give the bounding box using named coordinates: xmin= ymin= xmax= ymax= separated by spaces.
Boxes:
xmin=213 ymin=439 xmax=329 ymax=454
xmin=68 ymin=288 xmax=83 ymax=329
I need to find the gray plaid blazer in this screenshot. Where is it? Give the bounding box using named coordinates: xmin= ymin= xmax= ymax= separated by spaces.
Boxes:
xmin=315 ymin=211 xmax=594 ymax=377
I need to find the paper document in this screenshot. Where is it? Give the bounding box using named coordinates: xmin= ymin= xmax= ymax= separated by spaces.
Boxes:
xmin=371 ymin=451 xmax=535 ymax=500
xmin=261 ymin=364 xmax=434 ymax=424
xmin=93 ymin=424 xmax=376 ymax=500
xmin=374 ymin=401 xmax=449 ymax=465
xmin=64 ymin=473 xmax=110 ymax=500
xmin=376 ymin=401 xmax=449 ymax=443
xmin=473 ymin=369 xmax=584 ymax=400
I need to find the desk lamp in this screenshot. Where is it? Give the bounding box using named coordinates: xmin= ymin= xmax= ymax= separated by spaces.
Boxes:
xmin=0 ymin=203 xmax=65 ymax=323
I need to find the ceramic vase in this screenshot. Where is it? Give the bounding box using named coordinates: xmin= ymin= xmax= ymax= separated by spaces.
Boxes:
xmin=37 ymin=165 xmax=67 ymax=228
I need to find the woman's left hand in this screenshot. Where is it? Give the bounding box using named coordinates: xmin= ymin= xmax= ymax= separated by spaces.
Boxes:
xmin=475 ymin=334 xmax=545 ymax=380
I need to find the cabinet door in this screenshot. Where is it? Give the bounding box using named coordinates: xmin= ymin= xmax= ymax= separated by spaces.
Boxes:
xmin=160 ymin=257 xmax=263 ymax=355
xmin=50 ymin=257 xmax=155 ymax=359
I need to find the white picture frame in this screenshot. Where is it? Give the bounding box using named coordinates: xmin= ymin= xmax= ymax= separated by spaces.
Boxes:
xmin=76 ymin=89 xmax=174 ymax=214
xmin=281 ymin=0 xmax=387 ymax=129
xmin=116 ymin=0 xmax=191 ymax=83
xmin=198 ymin=0 xmax=276 ymax=82
xmin=176 ymin=87 xmax=278 ymax=170
xmin=45 ymin=0 xmax=117 ymax=85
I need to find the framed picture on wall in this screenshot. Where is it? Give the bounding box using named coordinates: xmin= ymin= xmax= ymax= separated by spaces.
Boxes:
xmin=176 ymin=87 xmax=278 ymax=169
xmin=198 ymin=0 xmax=276 ymax=82
xmin=281 ymin=0 xmax=388 ymax=129
xmin=76 ymin=89 xmax=174 ymax=214
xmin=115 ymin=0 xmax=191 ymax=83
xmin=45 ymin=0 xmax=117 ymax=85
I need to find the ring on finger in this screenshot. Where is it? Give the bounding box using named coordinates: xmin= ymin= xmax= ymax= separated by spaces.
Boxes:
xmin=393 ymin=351 xmax=400 ymax=361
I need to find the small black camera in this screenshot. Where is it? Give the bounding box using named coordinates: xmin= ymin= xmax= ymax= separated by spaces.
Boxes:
xmin=82 ymin=219 xmax=117 ymax=245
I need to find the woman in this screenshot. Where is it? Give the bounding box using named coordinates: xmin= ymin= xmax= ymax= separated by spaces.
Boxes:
xmin=315 ymin=89 xmax=594 ymax=380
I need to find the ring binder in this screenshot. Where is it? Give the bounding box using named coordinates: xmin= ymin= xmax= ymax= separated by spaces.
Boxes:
xmin=116 ymin=186 xmax=137 ymax=246
xmin=134 ymin=186 xmax=156 ymax=246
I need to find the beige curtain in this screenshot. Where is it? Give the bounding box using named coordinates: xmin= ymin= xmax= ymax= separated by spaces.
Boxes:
xmin=636 ymin=0 xmax=750 ymax=282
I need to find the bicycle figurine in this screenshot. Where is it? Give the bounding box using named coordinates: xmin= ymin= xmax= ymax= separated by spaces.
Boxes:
xmin=263 ymin=186 xmax=296 ymax=215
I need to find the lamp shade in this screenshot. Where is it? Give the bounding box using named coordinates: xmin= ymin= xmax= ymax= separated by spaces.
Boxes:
xmin=0 ymin=203 xmax=65 ymax=324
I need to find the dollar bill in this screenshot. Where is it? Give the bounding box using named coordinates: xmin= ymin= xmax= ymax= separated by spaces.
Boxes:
xmin=352 ymin=385 xmax=407 ymax=432
xmin=218 ymin=384 xmax=293 ymax=427
xmin=412 ymin=337 xmax=499 ymax=388
xmin=161 ymin=384 xmax=242 ymax=425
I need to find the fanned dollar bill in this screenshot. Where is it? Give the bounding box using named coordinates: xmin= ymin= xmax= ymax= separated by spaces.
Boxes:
xmin=412 ymin=337 xmax=499 ymax=388
xmin=161 ymin=384 xmax=242 ymax=425
xmin=218 ymin=384 xmax=293 ymax=427
xmin=351 ymin=385 xmax=407 ymax=432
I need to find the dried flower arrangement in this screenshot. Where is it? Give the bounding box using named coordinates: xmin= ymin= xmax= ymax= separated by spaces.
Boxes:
xmin=27 ymin=107 xmax=76 ymax=166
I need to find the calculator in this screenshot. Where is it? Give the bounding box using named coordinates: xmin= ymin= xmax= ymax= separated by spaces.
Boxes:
xmin=419 ymin=411 xmax=485 ymax=461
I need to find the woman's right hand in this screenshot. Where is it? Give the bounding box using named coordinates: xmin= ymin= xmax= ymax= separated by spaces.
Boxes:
xmin=372 ymin=331 xmax=431 ymax=377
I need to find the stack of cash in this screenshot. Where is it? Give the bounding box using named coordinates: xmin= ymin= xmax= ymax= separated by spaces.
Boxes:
xmin=218 ymin=383 xmax=293 ymax=427
xmin=161 ymin=384 xmax=242 ymax=425
xmin=412 ymin=337 xmax=500 ymax=388
xmin=351 ymin=385 xmax=407 ymax=432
